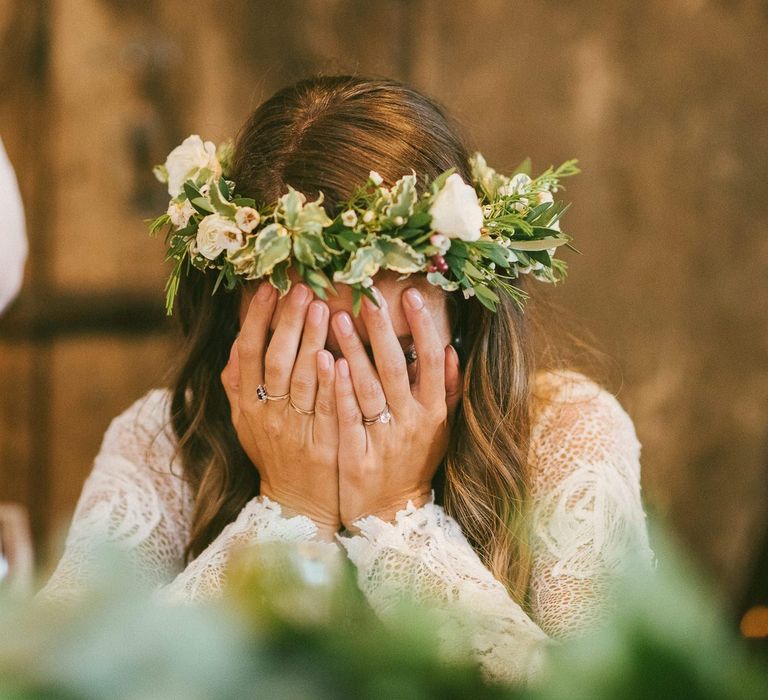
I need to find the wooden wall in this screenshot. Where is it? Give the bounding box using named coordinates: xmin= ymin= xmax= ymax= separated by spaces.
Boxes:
xmin=1 ymin=0 xmax=766 ymax=607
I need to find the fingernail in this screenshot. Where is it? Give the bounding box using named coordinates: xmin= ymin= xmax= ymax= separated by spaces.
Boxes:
xmin=334 ymin=311 xmax=354 ymax=337
xmin=256 ymin=282 xmax=272 ymax=302
xmin=337 ymin=358 xmax=350 ymax=378
xmin=308 ymin=300 xmax=325 ymax=326
xmin=317 ymin=350 xmax=331 ymax=372
xmin=404 ymin=288 xmax=424 ymax=310
xmin=292 ymin=283 xmax=310 ymax=304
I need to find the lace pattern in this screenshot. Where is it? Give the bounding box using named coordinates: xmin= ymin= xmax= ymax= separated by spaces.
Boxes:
xmin=39 ymin=370 xmax=655 ymax=685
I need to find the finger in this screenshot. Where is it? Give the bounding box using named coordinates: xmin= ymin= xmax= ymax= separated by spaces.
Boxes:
xmin=360 ymin=287 xmax=412 ymax=410
xmin=264 ymin=282 xmax=312 ymax=395
xmin=220 ymin=337 xmax=242 ymax=423
xmin=402 ymin=288 xmax=446 ymax=409
xmin=238 ymin=282 xmax=277 ymax=408
xmin=334 ymin=358 xmax=366 ymax=457
xmin=312 ymin=350 xmax=338 ymax=446
xmin=445 ymin=344 xmax=463 ymax=421
xmin=332 ymin=310 xmax=388 ymax=420
xmin=290 ymin=300 xmax=329 ymax=412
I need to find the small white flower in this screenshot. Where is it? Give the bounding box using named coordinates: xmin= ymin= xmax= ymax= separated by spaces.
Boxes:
xmin=341 ymin=209 xmax=358 ymax=227
xmin=428 ymin=173 xmax=483 ymax=242
xmin=482 ymin=204 xmax=493 ymax=217
xmin=462 ymin=287 xmax=476 ymax=299
xmin=362 ymin=210 xmax=375 ymax=224
xmin=196 ymin=214 xmax=244 ymax=260
xmin=393 ymin=215 xmax=405 ymax=226
xmin=235 ymin=207 xmax=261 ymax=233
xmin=369 ymin=171 xmax=383 ymax=186
xmin=499 ymin=173 xmax=532 ymax=212
xmin=167 ymin=198 xmax=196 ymax=228
xmin=536 ymin=190 xmax=554 ymax=205
xmin=164 ymin=134 xmax=220 ymax=198
xmin=429 ymin=234 xmax=450 ymax=255
xmin=361 ymin=276 xmax=374 ymax=288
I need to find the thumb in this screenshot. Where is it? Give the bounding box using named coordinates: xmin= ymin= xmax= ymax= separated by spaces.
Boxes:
xmin=444 ymin=344 xmax=462 ymax=421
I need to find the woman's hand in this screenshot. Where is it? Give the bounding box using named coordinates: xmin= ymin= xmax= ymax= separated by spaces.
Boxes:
xmin=220 ymin=282 xmax=340 ymax=540
xmin=332 ymin=286 xmax=462 ymax=531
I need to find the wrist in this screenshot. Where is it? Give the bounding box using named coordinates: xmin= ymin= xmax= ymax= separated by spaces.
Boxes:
xmin=259 ymin=487 xmax=340 ymax=535
xmin=343 ymin=489 xmax=432 ymax=534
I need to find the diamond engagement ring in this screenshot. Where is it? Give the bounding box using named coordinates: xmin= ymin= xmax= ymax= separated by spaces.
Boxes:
xmin=362 ymin=403 xmax=392 ymax=426
xmin=256 ymin=384 xmax=290 ymax=403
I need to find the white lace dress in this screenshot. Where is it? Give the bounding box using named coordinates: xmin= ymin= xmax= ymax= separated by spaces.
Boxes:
xmin=39 ymin=369 xmax=656 ymax=685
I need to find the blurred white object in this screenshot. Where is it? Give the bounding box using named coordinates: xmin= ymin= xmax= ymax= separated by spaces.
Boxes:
xmin=0 ymin=136 xmax=27 ymax=314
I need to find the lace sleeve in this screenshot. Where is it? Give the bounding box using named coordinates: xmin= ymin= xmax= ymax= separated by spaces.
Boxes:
xmin=337 ymin=499 xmax=552 ymax=685
xmin=526 ymin=370 xmax=657 ymax=639
xmin=38 ymin=389 xmax=338 ymax=603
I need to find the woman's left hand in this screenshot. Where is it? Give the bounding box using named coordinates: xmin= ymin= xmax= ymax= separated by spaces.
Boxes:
xmin=332 ymin=286 xmax=462 ymax=531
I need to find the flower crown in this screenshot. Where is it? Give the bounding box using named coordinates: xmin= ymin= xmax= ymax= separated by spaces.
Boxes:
xmin=149 ymin=134 xmax=580 ymax=315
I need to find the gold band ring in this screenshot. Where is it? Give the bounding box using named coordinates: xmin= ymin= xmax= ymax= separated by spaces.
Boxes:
xmin=289 ymin=398 xmax=315 ymax=416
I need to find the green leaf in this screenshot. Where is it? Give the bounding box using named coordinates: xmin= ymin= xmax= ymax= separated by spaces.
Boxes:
xmin=297 ymin=200 xmax=334 ymax=235
xmin=333 ymin=245 xmax=384 ymax=285
xmin=270 ymin=260 xmax=291 ymax=295
xmin=212 ymin=267 xmax=227 ymax=295
xmin=509 ymin=235 xmax=569 ymax=251
xmin=209 ymin=178 xmax=237 ymax=216
xmin=429 ymin=166 xmax=457 ymax=195
xmin=374 ymin=237 xmax=426 ymax=274
xmin=218 ymin=176 xmax=231 ymax=200
xmin=254 ymin=224 xmax=292 ymax=277
xmin=352 ymin=286 xmax=362 ymax=316
xmin=232 ymin=197 xmax=257 ymax=207
xmin=407 ymin=211 xmax=432 ymax=229
xmin=191 ymin=197 xmax=215 ymax=214
xmin=280 ymin=187 xmax=305 ymax=228
xmin=426 ymin=271 xmax=459 ymax=291
xmin=473 ymin=241 xmax=511 ymax=268
xmin=511 ymin=157 xmax=532 ymax=177
xmin=385 ymin=173 xmax=418 ymax=219
xmin=473 ymin=284 xmax=499 ymax=311
xmin=183 ymin=182 xmax=201 ymax=202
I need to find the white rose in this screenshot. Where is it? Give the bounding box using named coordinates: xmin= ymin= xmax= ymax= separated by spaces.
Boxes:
xmin=341 ymin=209 xmax=358 ymax=227
xmin=235 ymin=207 xmax=261 ymax=233
xmin=428 ymin=173 xmax=483 ymax=241
xmin=164 ymin=134 xmax=220 ymax=198
xmin=196 ymin=214 xmax=244 ymax=260
xmin=167 ymin=198 xmax=196 ymax=228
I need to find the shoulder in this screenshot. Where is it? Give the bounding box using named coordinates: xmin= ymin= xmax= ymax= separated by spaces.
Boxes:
xmin=93 ymin=388 xmax=184 ymax=497
xmin=530 ymin=368 xmax=641 ymax=461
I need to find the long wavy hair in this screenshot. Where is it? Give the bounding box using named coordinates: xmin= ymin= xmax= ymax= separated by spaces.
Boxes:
xmin=168 ymin=74 xmax=607 ymax=608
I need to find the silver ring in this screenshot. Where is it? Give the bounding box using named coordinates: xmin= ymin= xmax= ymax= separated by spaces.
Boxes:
xmin=289 ymin=398 xmax=315 ymax=416
xmin=256 ymin=384 xmax=290 ymax=403
xmin=362 ymin=403 xmax=391 ymax=425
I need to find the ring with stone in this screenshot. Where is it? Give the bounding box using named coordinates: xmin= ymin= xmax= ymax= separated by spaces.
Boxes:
xmin=256 ymin=384 xmax=290 ymax=403
xmin=362 ymin=403 xmax=392 ymax=426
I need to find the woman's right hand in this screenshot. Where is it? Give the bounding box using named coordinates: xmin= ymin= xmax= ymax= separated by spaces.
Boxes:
xmin=220 ymin=281 xmax=340 ymax=540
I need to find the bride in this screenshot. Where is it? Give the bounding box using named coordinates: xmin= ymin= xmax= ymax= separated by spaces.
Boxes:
xmin=40 ymin=74 xmax=655 ymax=684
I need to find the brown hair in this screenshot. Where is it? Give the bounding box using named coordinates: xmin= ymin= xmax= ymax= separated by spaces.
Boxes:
xmin=169 ymin=74 xmax=609 ymax=608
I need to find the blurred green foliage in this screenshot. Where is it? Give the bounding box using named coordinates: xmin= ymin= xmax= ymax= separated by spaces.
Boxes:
xmin=0 ymin=517 xmax=765 ymax=699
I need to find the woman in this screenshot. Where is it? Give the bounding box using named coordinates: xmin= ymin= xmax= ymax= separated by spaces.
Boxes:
xmin=40 ymin=74 xmax=655 ymax=683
